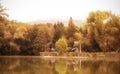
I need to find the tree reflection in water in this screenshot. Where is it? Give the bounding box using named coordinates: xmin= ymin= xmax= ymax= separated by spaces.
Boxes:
xmin=0 ymin=57 xmax=120 ymax=74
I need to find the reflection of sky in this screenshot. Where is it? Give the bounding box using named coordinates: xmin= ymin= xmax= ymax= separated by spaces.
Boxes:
xmin=1 ymin=0 xmax=120 ymax=22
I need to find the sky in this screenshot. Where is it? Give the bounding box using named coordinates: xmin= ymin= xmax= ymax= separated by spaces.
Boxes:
xmin=1 ymin=0 xmax=120 ymax=22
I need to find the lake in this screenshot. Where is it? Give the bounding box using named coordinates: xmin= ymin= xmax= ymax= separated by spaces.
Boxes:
xmin=0 ymin=56 xmax=120 ymax=74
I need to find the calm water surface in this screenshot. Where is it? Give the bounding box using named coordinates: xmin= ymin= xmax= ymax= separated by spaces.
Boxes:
xmin=0 ymin=57 xmax=120 ymax=74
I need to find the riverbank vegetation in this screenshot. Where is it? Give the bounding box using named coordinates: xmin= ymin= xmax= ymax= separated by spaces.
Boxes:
xmin=0 ymin=4 xmax=120 ymax=55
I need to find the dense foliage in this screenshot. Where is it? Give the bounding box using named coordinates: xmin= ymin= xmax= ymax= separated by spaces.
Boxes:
xmin=0 ymin=4 xmax=120 ymax=55
xmin=55 ymin=37 xmax=68 ymax=54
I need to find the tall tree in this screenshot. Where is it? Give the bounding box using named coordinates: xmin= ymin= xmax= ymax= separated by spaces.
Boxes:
xmin=86 ymin=11 xmax=120 ymax=52
xmin=0 ymin=4 xmax=8 ymax=17
xmin=0 ymin=4 xmax=8 ymax=25
xmin=67 ymin=17 xmax=78 ymax=47
xmin=53 ymin=22 xmax=65 ymax=44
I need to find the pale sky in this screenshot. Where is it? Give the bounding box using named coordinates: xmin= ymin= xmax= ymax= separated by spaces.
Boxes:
xmin=1 ymin=0 xmax=120 ymax=22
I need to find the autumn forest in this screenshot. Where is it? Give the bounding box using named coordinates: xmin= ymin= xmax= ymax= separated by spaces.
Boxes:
xmin=0 ymin=4 xmax=120 ymax=55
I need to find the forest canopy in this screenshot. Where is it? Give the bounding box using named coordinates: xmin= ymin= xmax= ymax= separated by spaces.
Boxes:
xmin=0 ymin=4 xmax=120 ymax=55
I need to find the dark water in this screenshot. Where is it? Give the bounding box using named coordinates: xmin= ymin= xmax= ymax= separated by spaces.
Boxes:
xmin=0 ymin=57 xmax=120 ymax=74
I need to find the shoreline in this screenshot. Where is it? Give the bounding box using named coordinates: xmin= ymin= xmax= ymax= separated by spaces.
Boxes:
xmin=0 ymin=55 xmax=120 ymax=62
xmin=0 ymin=52 xmax=120 ymax=58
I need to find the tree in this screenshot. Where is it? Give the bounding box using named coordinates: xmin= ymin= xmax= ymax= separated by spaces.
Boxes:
xmin=67 ymin=17 xmax=78 ymax=38
xmin=104 ymin=14 xmax=120 ymax=52
xmin=86 ymin=11 xmax=120 ymax=52
xmin=53 ymin=22 xmax=65 ymax=44
xmin=74 ymin=32 xmax=84 ymax=52
xmin=19 ymin=25 xmax=40 ymax=55
xmin=0 ymin=4 xmax=8 ymax=26
xmin=0 ymin=4 xmax=8 ymax=17
xmin=0 ymin=4 xmax=8 ymax=37
xmin=67 ymin=17 xmax=78 ymax=47
xmin=55 ymin=37 xmax=68 ymax=54
xmin=0 ymin=24 xmax=5 ymax=37
xmin=32 ymin=25 xmax=48 ymax=52
xmin=0 ymin=4 xmax=13 ymax=55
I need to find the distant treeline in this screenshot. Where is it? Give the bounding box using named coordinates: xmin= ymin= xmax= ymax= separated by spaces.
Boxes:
xmin=0 ymin=4 xmax=120 ymax=55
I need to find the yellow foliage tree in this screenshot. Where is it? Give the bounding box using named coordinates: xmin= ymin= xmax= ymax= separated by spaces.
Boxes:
xmin=55 ymin=37 xmax=68 ymax=54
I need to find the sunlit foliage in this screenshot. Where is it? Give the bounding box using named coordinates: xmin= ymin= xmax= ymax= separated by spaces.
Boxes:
xmin=0 ymin=3 xmax=120 ymax=55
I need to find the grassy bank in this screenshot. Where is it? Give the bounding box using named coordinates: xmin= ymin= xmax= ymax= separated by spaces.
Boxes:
xmin=40 ymin=52 xmax=120 ymax=58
